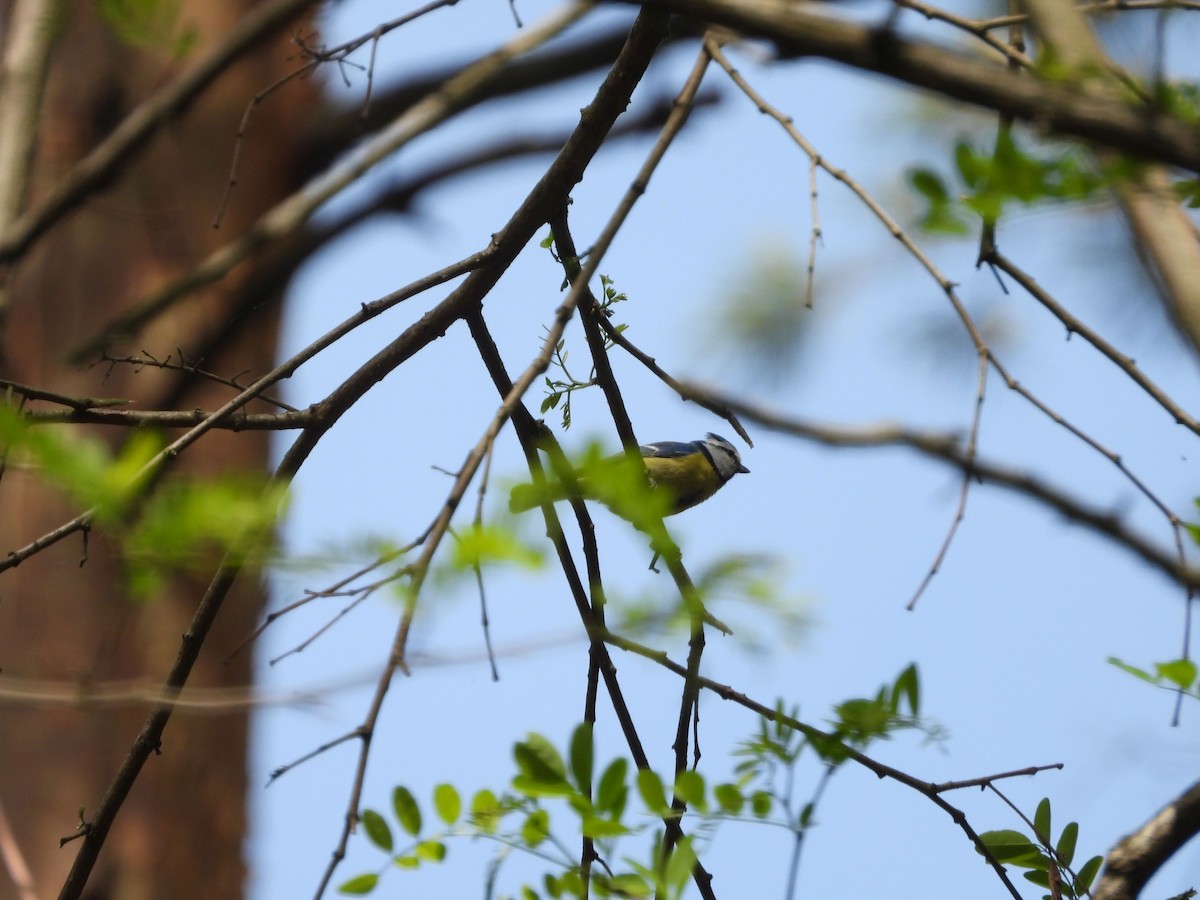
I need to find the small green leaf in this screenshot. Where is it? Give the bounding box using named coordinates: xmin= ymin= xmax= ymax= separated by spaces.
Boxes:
xmin=581 ymin=815 xmax=630 ymax=838
xmin=1022 ymin=868 xmax=1050 ymax=887
xmin=393 ymin=786 xmax=422 ymax=836
xmin=1107 ymin=657 xmax=1159 ymax=684
xmin=1034 ymin=798 xmax=1052 ymax=842
xmin=607 ymin=873 xmax=652 ymax=897
xmin=471 ymin=789 xmax=502 ymax=833
xmin=1075 ymin=855 xmax=1104 ymax=891
xmin=514 ymin=735 xmax=573 ymax=797
xmin=673 ymin=770 xmax=706 ymax=809
xmin=415 ymin=840 xmax=447 ymax=862
xmin=360 ymin=809 xmax=393 ymax=852
xmin=452 ymin=524 xmax=543 ymax=571
xmin=910 ymin=168 xmax=950 ymax=202
xmin=433 ymin=783 xmax=461 ymax=825
xmin=518 ymin=734 xmax=566 ymax=780
xmin=521 ymin=809 xmax=551 ymax=847
xmin=338 ymin=872 xmax=379 ymax=895
xmin=713 ymin=783 xmax=743 ymax=815
xmin=894 ymin=663 xmax=920 ymax=716
xmin=978 ymin=829 xmax=1043 ymax=865
xmin=557 ymin=869 xmax=584 ymax=896
xmin=663 ymin=836 xmax=697 ymax=890
xmin=750 ymin=790 xmax=772 ymax=818
xmin=1056 ymin=821 xmax=1078 ymax=865
xmin=596 ymin=758 xmax=628 ymax=815
xmin=569 ymin=723 xmax=594 ymax=793
xmin=393 ymin=854 xmax=420 ymax=869
xmin=1156 ymin=659 xmax=1198 ymax=689
xmin=636 ymin=770 xmax=669 ymax=814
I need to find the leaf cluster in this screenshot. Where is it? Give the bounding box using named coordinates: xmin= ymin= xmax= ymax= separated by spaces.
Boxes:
xmin=977 ymin=798 xmax=1103 ymax=900
xmin=0 ymin=406 xmax=285 ymax=598
xmin=540 ymin=272 xmax=629 ymax=430
xmin=909 ymin=131 xmax=1105 ymax=234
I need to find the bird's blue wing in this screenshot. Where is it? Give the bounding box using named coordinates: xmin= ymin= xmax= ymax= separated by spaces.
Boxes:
xmin=640 ymin=440 xmax=701 ymax=459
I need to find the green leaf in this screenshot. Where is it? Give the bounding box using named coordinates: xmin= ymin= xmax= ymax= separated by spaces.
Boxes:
xmin=1107 ymin=657 xmax=1159 ymax=684
xmin=521 ymin=809 xmax=551 ymax=847
xmin=415 ymin=839 xmax=447 ymax=862
xmin=673 ymin=770 xmax=706 ymax=809
xmin=713 ymin=783 xmax=743 ymax=815
xmin=514 ymin=735 xmax=573 ymax=797
xmin=360 ymin=809 xmax=393 ymax=852
xmin=581 ymin=815 xmax=630 ymax=838
xmin=569 ymin=723 xmax=594 ymax=793
xmin=978 ymin=829 xmax=1043 ymax=866
xmin=910 ymin=168 xmax=950 ymax=202
xmin=393 ymin=854 xmax=420 ymax=869
xmin=894 ymin=664 xmax=920 ymax=716
xmin=1034 ymin=798 xmax=1052 ymax=842
xmin=636 ymin=770 xmax=669 ymax=814
xmin=520 ymin=886 xmax=538 ymax=900
xmin=1022 ymin=868 xmax=1050 ymax=887
xmin=1156 ymin=659 xmax=1198 ymax=690
xmin=433 ymin=783 xmax=461 ymax=825
xmin=750 ymin=790 xmax=772 ymax=818
xmin=663 ymin=836 xmax=697 ymax=891
xmin=338 ymin=872 xmax=379 ymax=895
xmin=471 ymin=789 xmax=503 ymax=833
xmin=519 ymin=734 xmax=566 ymax=780
xmin=1075 ymin=855 xmax=1104 ymax=891
xmin=596 ymin=758 xmax=628 ymax=816
xmin=557 ymin=869 xmax=585 ymax=896
xmin=451 ymin=524 xmax=543 ymax=571
xmin=393 ymin=786 xmax=422 ymax=836
xmin=799 ymin=801 xmax=815 ymax=828
xmin=1056 ymin=821 xmax=1078 ymax=865
xmin=607 ymin=873 xmax=652 ymax=897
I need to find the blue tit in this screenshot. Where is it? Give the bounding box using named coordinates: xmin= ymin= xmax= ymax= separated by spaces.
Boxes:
xmin=510 ymin=433 xmax=749 ymax=516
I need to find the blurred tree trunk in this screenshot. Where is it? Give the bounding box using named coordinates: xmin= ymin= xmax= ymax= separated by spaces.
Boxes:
xmin=0 ymin=3 xmax=315 ymax=898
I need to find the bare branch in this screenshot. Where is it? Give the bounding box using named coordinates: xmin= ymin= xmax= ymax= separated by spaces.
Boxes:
xmin=675 ymin=382 xmax=1200 ymax=590
xmin=618 ymin=0 xmax=1200 ymax=172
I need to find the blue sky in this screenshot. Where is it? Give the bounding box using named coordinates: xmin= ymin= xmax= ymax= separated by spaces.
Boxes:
xmin=246 ymin=3 xmax=1200 ymax=897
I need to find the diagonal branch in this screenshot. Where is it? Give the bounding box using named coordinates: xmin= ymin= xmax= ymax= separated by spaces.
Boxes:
xmin=1093 ymin=780 xmax=1200 ymax=900
xmin=675 ymin=382 xmax=1200 ymax=590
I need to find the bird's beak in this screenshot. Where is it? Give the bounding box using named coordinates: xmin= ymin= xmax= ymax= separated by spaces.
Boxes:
xmin=737 ymin=463 xmax=750 ymax=474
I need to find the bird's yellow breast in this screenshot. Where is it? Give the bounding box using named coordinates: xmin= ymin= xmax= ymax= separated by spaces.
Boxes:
xmin=643 ymin=452 xmax=722 ymax=514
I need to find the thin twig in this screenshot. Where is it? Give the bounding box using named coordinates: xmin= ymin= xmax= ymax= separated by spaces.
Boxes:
xmin=212 ymin=0 xmax=462 ymax=228
xmin=673 ymin=382 xmax=1200 ymax=590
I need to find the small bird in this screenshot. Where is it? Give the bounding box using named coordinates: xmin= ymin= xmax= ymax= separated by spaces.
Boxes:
xmin=510 ymin=433 xmax=749 ymax=516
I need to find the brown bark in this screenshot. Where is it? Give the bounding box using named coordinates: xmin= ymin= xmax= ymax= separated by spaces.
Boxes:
xmin=0 ymin=4 xmax=315 ymax=898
